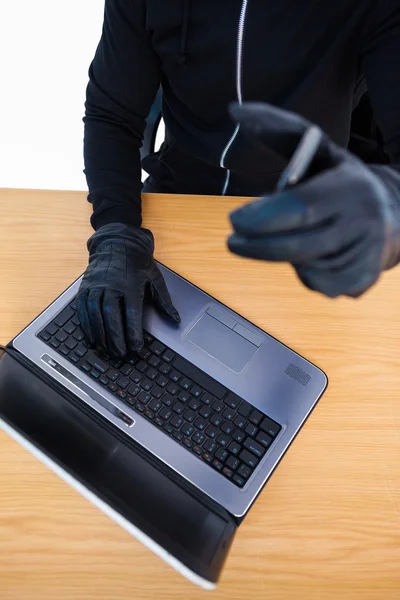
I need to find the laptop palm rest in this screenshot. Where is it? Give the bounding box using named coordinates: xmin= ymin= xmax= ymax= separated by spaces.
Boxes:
xmin=186 ymin=311 xmax=259 ymax=373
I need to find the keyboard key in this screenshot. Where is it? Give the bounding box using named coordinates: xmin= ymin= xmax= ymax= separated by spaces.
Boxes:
xmin=222 ymin=407 xmax=235 ymax=420
xmin=141 ymin=379 xmax=153 ymax=392
xmin=192 ymin=445 xmax=203 ymax=456
xmin=203 ymin=439 xmax=217 ymax=453
xmin=59 ymin=346 xmax=70 ymax=356
xmin=130 ymin=369 xmax=142 ymax=384
xmin=167 ymin=382 xmax=179 ymax=395
xmin=240 ymin=449 xmax=259 ymax=469
xmin=144 ymin=409 xmax=155 ymax=421
xmin=212 ymin=400 xmax=224 ymax=413
xmin=86 ymin=353 xmax=109 ymax=375
xmin=156 ymin=375 xmax=169 ymax=388
xmin=120 ymin=364 xmax=133 ymax=376
xmin=172 ymin=401 xmax=185 ymax=415
xmin=233 ymin=475 xmax=245 ymax=487
xmin=127 ymin=384 xmax=141 ymax=397
xmin=117 ymin=376 xmax=130 ymax=389
xmin=164 ymin=423 xmax=174 ymax=434
xmin=39 ymin=331 xmax=51 ymax=342
xmin=173 ymin=430 xmax=184 ymax=441
xmin=74 ymin=344 xmax=87 ymax=357
xmin=159 ymin=407 xmax=172 ymax=421
xmin=172 ymin=355 xmax=227 ymax=400
xmin=108 ymin=382 xmax=118 ymax=392
xmin=69 ymin=302 xmax=77 ymax=311
xmin=222 ymin=467 xmax=233 ymax=479
xmin=260 ymin=417 xmax=281 ymax=438
xmin=216 ymin=433 xmax=229 ymax=447
xmin=127 ymin=356 xmax=137 ymax=366
xmin=213 ymin=459 xmax=223 ymax=471
xmin=192 ymin=431 xmax=205 ymax=445
xmin=249 ymin=409 xmax=263 ymax=426
xmin=138 ymin=391 xmax=151 ymax=405
xmin=72 ymin=328 xmax=84 ymax=342
xmin=162 ymin=349 xmax=176 ymax=363
xmin=183 ymin=437 xmax=193 ymax=448
xmin=221 ymin=421 xmax=234 ymax=435
xmin=99 ymin=375 xmax=109 ymax=386
xmin=188 ymin=397 xmax=201 ymax=411
xmin=228 ymin=441 xmax=241 ymax=456
xmin=201 ymin=393 xmax=214 ymax=405
xmin=202 ymin=452 xmax=213 ymax=463
xmin=109 ymin=358 xmax=123 ymax=369
xmin=170 ymin=415 xmax=183 ymax=429
xmin=224 ymin=392 xmax=241 ymax=410
xmin=162 ymin=393 xmax=175 ymax=407
xmin=226 ymin=456 xmax=240 ymax=470
xmin=50 ymin=339 xmax=60 ymax=349
xmin=180 ymin=378 xmax=192 ymax=391
xmin=149 ymin=341 xmax=166 ymax=356
xmin=136 ymin=360 xmax=148 ymax=373
xmin=146 ymin=367 xmax=158 ymax=381
xmin=233 ymin=415 xmax=246 ymax=429
xmin=90 ymin=369 xmax=100 ymax=379
xmin=71 ymin=315 xmax=80 ymax=326
xmin=237 ymin=401 xmax=252 ymax=418
xmin=154 ymin=416 xmax=164 ymax=427
xmin=181 ymin=423 xmax=194 ymax=437
xmin=183 ymin=409 xmax=196 ymax=423
xmin=215 ymin=448 xmax=228 ymax=462
xmin=45 ymin=323 xmax=59 ymax=336
xmin=158 ymin=362 xmax=171 ymax=375
xmin=238 ymin=464 xmax=251 ymax=479
xmin=148 ymin=399 xmax=162 ymax=413
xmin=199 ymin=405 xmax=212 ymax=419
xmin=151 ymin=385 xmax=164 ymax=399
xmin=256 ymin=431 xmax=273 ymax=448
xmin=243 ymin=437 xmax=265 ymax=458
xmin=245 ymin=423 xmax=258 ymax=437
xmin=56 ymin=331 xmax=68 ymax=343
xmin=191 ymin=385 xmax=203 ymax=398
xmin=149 ymin=354 xmax=161 ymax=368
xmin=117 ymin=390 xmax=127 ymax=400
xmin=136 ymin=402 xmax=146 ymax=413
xmin=143 ymin=332 xmax=154 ymax=344
xmin=205 ymin=425 xmax=219 ymax=439
xmin=63 ymin=323 xmax=76 ymax=335
xmin=54 ymin=307 xmax=75 ymax=328
xmin=79 ymin=360 xmax=91 ymax=373
xmin=69 ymin=353 xmax=80 ymax=364
xmin=210 ymin=413 xmax=223 ymax=427
xmin=194 ymin=417 xmax=207 ymax=431
xmin=138 ymin=347 xmax=151 ymax=360
xmin=124 ymin=395 xmax=136 ymax=406
xmin=65 ymin=338 xmax=78 ymax=351
xmin=178 ymin=390 xmax=191 ymax=403
xmin=169 ymin=370 xmax=181 ymax=383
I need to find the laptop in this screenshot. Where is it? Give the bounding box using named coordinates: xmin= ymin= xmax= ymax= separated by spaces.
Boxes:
xmin=0 ymin=262 xmax=327 ymax=588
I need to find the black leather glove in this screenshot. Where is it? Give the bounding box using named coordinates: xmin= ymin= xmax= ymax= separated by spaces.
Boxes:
xmin=228 ymin=102 xmax=400 ymax=298
xmin=76 ymin=223 xmax=180 ymax=357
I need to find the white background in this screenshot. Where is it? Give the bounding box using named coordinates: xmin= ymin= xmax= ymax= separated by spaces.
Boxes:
xmin=0 ymin=0 xmax=162 ymax=191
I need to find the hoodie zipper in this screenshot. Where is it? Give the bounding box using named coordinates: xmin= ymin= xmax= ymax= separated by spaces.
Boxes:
xmin=219 ymin=0 xmax=249 ymax=195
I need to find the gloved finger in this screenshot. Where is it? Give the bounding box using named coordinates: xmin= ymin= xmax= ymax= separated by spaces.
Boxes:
xmin=102 ymin=289 xmax=127 ymax=358
xmin=227 ymin=219 xmax=351 ymax=263
xmin=124 ymin=290 xmax=145 ymax=353
xmin=230 ymin=165 xmax=343 ymax=237
xmin=149 ymin=264 xmax=181 ymax=323
xmin=303 ymin=236 xmax=367 ymax=271
xmin=76 ymin=290 xmax=94 ymax=346
xmin=86 ymin=288 xmax=107 ymax=353
xmin=295 ymin=261 xmax=380 ymax=299
xmin=229 ymin=102 xmax=351 ymax=168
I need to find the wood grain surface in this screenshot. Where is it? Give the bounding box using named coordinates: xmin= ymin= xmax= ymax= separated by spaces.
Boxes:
xmin=0 ymin=188 xmax=399 ymax=600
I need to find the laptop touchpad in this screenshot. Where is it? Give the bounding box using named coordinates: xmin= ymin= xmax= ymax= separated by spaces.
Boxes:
xmin=186 ymin=312 xmax=259 ymax=373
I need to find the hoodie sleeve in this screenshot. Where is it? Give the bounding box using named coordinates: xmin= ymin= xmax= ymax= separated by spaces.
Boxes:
xmin=84 ymin=0 xmax=161 ymax=231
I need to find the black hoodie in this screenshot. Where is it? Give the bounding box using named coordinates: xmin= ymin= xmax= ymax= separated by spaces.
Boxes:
xmin=83 ymin=0 xmax=400 ymax=231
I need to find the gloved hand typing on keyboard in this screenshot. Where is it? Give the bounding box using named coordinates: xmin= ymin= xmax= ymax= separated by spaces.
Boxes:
xmin=76 ymin=222 xmax=180 ymax=358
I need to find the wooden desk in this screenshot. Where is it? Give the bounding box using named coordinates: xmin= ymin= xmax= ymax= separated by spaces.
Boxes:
xmin=0 ymin=188 xmax=399 ymax=600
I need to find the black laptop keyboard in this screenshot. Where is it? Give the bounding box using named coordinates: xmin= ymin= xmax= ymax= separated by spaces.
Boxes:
xmin=38 ymin=301 xmax=282 ymax=488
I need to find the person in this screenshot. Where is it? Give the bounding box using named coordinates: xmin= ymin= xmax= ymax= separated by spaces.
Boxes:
xmin=77 ymin=0 xmax=400 ymax=358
